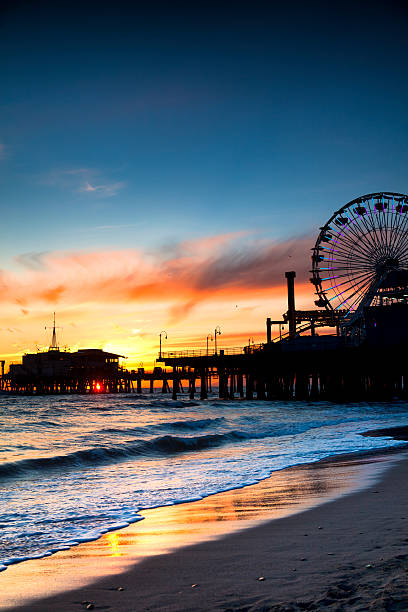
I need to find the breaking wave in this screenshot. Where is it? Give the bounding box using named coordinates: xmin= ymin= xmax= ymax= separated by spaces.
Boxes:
xmin=0 ymin=430 xmax=253 ymax=480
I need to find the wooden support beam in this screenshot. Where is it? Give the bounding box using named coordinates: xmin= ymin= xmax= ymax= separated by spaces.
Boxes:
xmin=200 ymin=369 xmax=207 ymax=400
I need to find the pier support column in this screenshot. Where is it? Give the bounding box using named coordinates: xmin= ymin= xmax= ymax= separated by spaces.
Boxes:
xmin=150 ymin=378 xmax=154 ymax=393
xmin=0 ymin=361 xmax=4 ymax=391
xmin=189 ymin=374 xmax=196 ymax=399
xmin=310 ymin=371 xmax=319 ymax=399
xmin=172 ymin=369 xmax=178 ymax=400
xmin=256 ymin=378 xmax=266 ymax=400
xmin=207 ymin=370 xmax=212 ymax=391
xmin=295 ymin=371 xmax=309 ymax=400
xmin=245 ymin=373 xmax=253 ymax=399
xmin=283 ymin=374 xmax=294 ymax=399
xmin=237 ymin=373 xmax=244 ymax=398
xmin=218 ymin=368 xmax=228 ymax=399
xmin=229 ymin=372 xmax=235 ymax=399
xmin=137 ymin=377 xmax=142 ymax=394
xmin=200 ymin=369 xmax=207 ymax=400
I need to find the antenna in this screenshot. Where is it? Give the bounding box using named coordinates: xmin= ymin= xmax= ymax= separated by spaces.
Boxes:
xmin=45 ymin=312 xmax=61 ymax=351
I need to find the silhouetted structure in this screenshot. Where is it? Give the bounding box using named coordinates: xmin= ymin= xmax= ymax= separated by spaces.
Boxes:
xmin=4 ymin=348 xmax=127 ymax=394
xmin=1 ymin=192 xmax=407 ymax=399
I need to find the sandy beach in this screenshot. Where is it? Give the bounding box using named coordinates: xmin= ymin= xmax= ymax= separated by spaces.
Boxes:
xmin=1 ymin=440 xmax=408 ymax=611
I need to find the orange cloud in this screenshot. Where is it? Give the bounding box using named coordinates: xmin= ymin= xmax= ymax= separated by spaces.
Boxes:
xmin=1 ymin=233 xmax=314 ymax=322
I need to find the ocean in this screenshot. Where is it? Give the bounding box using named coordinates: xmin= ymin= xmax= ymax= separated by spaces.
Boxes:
xmin=0 ymin=393 xmax=407 ymax=571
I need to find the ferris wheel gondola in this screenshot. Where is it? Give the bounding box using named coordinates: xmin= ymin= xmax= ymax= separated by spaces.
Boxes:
xmin=311 ymin=192 xmax=408 ymax=327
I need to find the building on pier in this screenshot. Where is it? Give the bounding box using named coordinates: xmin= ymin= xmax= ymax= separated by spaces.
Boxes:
xmin=3 ymin=314 xmax=126 ymax=394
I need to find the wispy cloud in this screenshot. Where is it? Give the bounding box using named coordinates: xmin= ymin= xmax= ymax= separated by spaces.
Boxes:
xmin=40 ymin=168 xmax=126 ymax=197
xmin=2 ymin=232 xmax=314 ymax=322
xmin=79 ymin=181 xmax=126 ymax=197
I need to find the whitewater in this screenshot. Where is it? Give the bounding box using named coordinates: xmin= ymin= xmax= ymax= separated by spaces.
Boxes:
xmin=1 ymin=393 xmax=407 ymax=571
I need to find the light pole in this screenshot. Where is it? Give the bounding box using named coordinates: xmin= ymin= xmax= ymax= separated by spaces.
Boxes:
xmin=159 ymin=330 xmax=167 ymax=359
xmin=214 ymin=326 xmax=221 ymax=355
xmin=280 ymin=324 xmax=284 ymax=341
xmin=206 ymin=333 xmax=213 ymax=355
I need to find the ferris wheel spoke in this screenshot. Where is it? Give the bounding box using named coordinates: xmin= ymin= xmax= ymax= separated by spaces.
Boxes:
xmin=321 ymin=271 xmax=374 ymax=294
xmin=316 ymin=266 xmax=373 ymax=275
xmin=365 ymin=199 xmax=392 ymax=258
xmin=328 ymin=225 xmax=375 ymax=262
xmin=348 ymin=204 xmax=382 ymax=255
xmin=386 ymin=207 xmax=401 ymax=254
xmin=390 ymin=211 xmax=408 ymax=259
xmin=324 ymin=271 xmax=376 ymax=303
xmin=382 ymin=213 xmax=405 ymax=257
xmin=375 ymin=205 xmax=388 ymax=255
xmin=337 ymin=259 xmax=374 ymax=274
xmin=339 ymin=214 xmax=377 ymax=255
xmin=392 ymin=238 xmax=408 ymax=265
xmin=319 ymin=269 xmax=375 ymax=283
xmin=389 ymin=204 xmax=408 ymax=254
xmin=329 ymin=270 xmax=375 ymax=303
xmin=348 ymin=210 xmax=382 ymax=257
xmin=334 ymin=274 xmax=376 ymax=312
xmin=340 ymin=283 xmax=371 ymax=315
xmin=324 ymin=247 xmax=373 ymax=266
xmin=383 ymin=198 xmax=395 ymax=255
xmin=359 ymin=210 xmax=387 ymax=259
xmin=346 ymin=271 xmax=377 ymax=295
xmin=327 ymin=233 xmax=376 ymax=265
xmin=391 ymin=198 xmax=408 ymax=248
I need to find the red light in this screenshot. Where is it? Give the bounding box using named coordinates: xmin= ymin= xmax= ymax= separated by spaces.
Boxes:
xmin=96 ymin=382 xmax=101 ymax=391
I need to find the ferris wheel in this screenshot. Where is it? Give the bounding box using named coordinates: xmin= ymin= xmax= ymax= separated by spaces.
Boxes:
xmin=311 ymin=192 xmax=408 ymax=324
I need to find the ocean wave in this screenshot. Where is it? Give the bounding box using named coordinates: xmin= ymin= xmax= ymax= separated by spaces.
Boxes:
xmin=146 ymin=400 xmax=199 ymax=408
xmin=100 ymin=417 xmax=226 ymax=437
xmin=166 ymin=417 xmax=226 ymax=430
xmin=0 ymin=430 xmax=253 ymax=480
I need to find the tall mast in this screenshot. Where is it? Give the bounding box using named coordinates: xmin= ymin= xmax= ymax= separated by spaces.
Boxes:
xmin=46 ymin=312 xmax=59 ymax=350
xmin=51 ymin=312 xmax=57 ymax=349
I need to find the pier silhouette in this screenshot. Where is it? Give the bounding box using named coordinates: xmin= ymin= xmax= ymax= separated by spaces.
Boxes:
xmin=2 ymin=192 xmax=408 ymax=401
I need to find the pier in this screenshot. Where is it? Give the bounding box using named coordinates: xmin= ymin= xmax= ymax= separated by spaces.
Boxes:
xmin=2 ymin=192 xmax=407 ymax=401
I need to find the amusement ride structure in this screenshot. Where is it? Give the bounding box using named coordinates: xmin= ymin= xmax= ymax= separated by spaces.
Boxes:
xmin=311 ymin=191 xmax=408 ymax=339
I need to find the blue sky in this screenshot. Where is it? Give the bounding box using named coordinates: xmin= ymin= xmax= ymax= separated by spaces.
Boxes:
xmin=0 ymin=1 xmax=407 ymax=362
xmin=1 ymin=1 xmax=407 ymax=268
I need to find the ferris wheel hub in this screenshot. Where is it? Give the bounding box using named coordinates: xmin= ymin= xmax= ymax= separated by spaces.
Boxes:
xmin=376 ymin=257 xmax=399 ymax=274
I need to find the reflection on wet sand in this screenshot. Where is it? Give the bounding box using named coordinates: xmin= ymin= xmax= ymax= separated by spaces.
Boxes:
xmin=0 ymin=453 xmax=400 ymax=610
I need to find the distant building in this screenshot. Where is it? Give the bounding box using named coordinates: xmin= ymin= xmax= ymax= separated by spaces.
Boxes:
xmin=9 ymin=348 xmax=124 ymax=380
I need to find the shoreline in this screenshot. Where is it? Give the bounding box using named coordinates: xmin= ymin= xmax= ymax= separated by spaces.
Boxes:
xmin=1 ymin=426 xmax=407 ymax=610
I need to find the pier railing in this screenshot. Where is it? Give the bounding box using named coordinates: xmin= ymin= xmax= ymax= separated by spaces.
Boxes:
xmin=159 ymin=344 xmax=265 ymax=359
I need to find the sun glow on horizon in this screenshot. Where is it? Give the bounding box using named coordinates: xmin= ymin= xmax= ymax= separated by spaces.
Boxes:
xmin=0 ymin=233 xmax=317 ymax=371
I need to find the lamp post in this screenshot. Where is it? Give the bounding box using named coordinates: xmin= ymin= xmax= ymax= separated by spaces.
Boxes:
xmin=280 ymin=324 xmax=284 ymax=341
xmin=206 ymin=333 xmax=213 ymax=355
xmin=214 ymin=326 xmax=221 ymax=355
xmin=159 ymin=330 xmax=167 ymax=359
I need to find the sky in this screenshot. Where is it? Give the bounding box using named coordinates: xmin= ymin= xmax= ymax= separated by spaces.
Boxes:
xmin=0 ymin=0 xmax=407 ymax=367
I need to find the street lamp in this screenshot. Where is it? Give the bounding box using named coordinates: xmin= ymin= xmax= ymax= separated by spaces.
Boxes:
xmin=214 ymin=326 xmax=221 ymax=355
xmin=159 ymin=330 xmax=167 ymax=359
xmin=206 ymin=333 xmax=213 ymax=355
xmin=280 ymin=324 xmax=285 ymax=341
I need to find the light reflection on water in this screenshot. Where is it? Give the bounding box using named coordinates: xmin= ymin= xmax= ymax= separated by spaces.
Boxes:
xmin=0 ymin=451 xmax=402 ymax=610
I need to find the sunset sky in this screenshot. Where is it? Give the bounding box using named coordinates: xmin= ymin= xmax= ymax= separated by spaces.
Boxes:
xmin=1 ymin=1 xmax=407 ymax=367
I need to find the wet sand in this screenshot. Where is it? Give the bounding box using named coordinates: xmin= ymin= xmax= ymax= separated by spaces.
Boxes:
xmin=1 ymin=443 xmax=408 ymax=610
